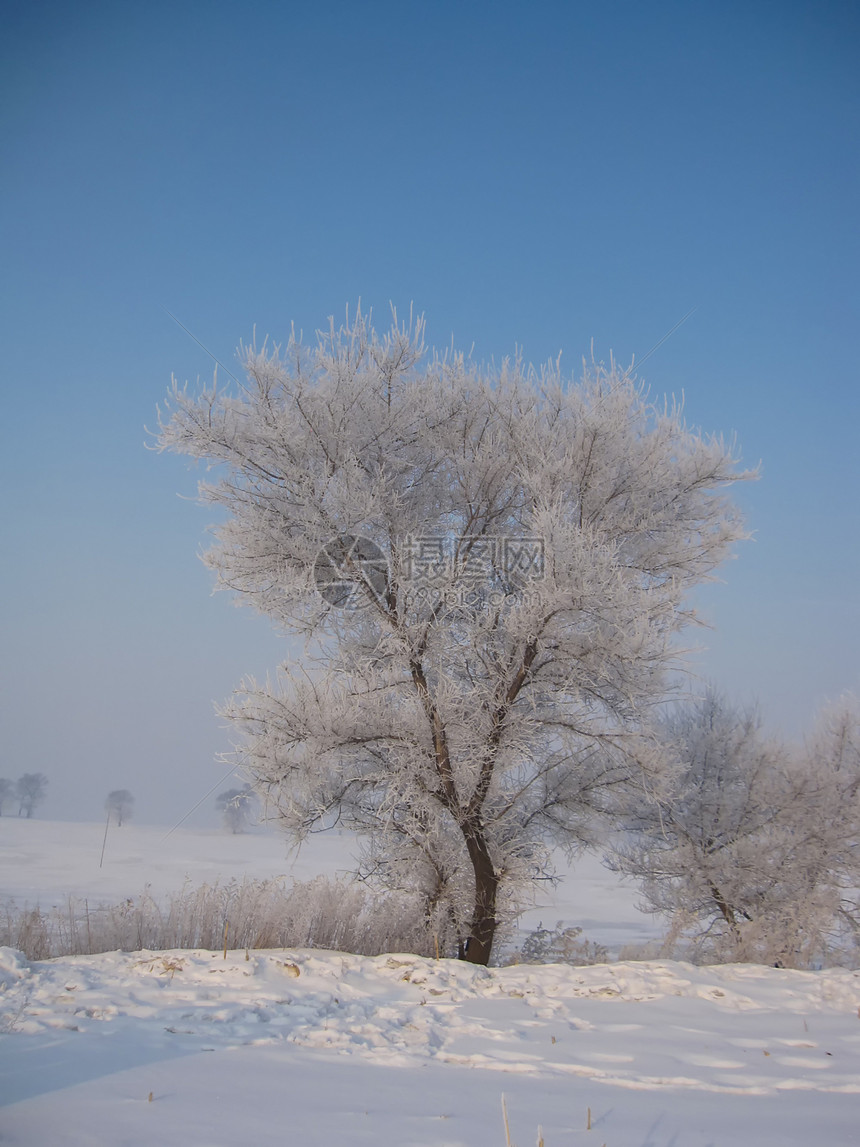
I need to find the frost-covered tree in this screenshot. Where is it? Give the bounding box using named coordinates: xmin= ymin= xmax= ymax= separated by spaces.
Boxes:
xmin=798 ymin=693 xmax=860 ymax=959
xmin=16 ymin=773 xmax=48 ymax=818
xmin=0 ymin=778 xmax=13 ymax=816
xmin=157 ymin=309 xmax=752 ymax=964
xmin=105 ymin=789 xmax=135 ymax=827
xmin=216 ymin=785 xmax=257 ymax=833
xmin=611 ymin=690 xmax=860 ymax=967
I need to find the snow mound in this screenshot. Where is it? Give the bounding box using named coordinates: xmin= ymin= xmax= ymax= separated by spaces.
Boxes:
xmin=0 ymin=948 xmax=29 ymax=983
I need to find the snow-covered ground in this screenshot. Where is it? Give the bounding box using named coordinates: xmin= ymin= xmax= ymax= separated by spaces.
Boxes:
xmin=2 ymin=821 xmax=859 ymax=1146
xmin=0 ymin=818 xmax=357 ymax=906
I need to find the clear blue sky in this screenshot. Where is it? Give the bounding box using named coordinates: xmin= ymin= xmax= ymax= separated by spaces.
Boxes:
xmin=1 ymin=0 xmax=857 ymax=826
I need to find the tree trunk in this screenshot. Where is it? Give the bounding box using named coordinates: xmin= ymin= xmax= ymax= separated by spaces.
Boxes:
xmin=710 ymin=883 xmax=741 ymax=937
xmin=461 ymin=819 xmax=499 ymax=965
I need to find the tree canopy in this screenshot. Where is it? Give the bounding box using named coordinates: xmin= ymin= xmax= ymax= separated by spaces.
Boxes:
xmin=158 ymin=310 xmax=753 ymax=963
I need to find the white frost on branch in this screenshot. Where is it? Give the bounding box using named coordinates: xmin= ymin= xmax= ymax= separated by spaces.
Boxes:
xmin=611 ymin=690 xmax=860 ymax=968
xmin=157 ymin=308 xmax=754 ymax=963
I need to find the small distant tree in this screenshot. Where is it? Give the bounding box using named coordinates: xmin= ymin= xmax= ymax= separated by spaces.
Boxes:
xmin=16 ymin=773 xmax=48 ymax=818
xmin=217 ymin=784 xmax=257 ymax=833
xmin=0 ymin=778 xmax=13 ymax=816
xmin=105 ymin=789 xmax=135 ymax=827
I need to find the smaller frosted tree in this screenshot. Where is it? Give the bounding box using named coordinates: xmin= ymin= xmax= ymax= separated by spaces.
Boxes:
xmin=16 ymin=773 xmax=47 ymax=819
xmin=611 ymin=690 xmax=860 ymax=967
xmin=0 ymin=778 xmax=13 ymax=816
xmin=217 ymin=784 xmax=257 ymax=834
xmin=799 ymin=693 xmax=860 ymax=958
xmin=105 ymin=789 xmax=135 ymax=827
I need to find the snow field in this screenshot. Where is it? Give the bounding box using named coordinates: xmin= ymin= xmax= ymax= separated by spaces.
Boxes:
xmin=1 ymin=946 xmax=859 ymax=1145
xmin=2 ymin=821 xmax=859 ymax=1145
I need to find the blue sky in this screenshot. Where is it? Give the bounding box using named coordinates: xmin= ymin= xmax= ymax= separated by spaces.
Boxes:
xmin=1 ymin=0 xmax=857 ymax=826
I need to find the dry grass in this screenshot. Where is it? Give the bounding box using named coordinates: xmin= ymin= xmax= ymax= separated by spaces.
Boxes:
xmin=0 ymin=875 xmax=439 ymax=961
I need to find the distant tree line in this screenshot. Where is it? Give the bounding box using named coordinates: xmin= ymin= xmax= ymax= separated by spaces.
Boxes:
xmin=0 ymin=773 xmax=48 ymax=818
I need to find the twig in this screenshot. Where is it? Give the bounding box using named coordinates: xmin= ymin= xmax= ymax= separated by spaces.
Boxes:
xmin=501 ymin=1093 xmax=513 ymax=1147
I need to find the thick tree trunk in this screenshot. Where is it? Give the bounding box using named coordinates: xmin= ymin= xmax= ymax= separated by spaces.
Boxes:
xmin=461 ymin=819 xmax=499 ymax=965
